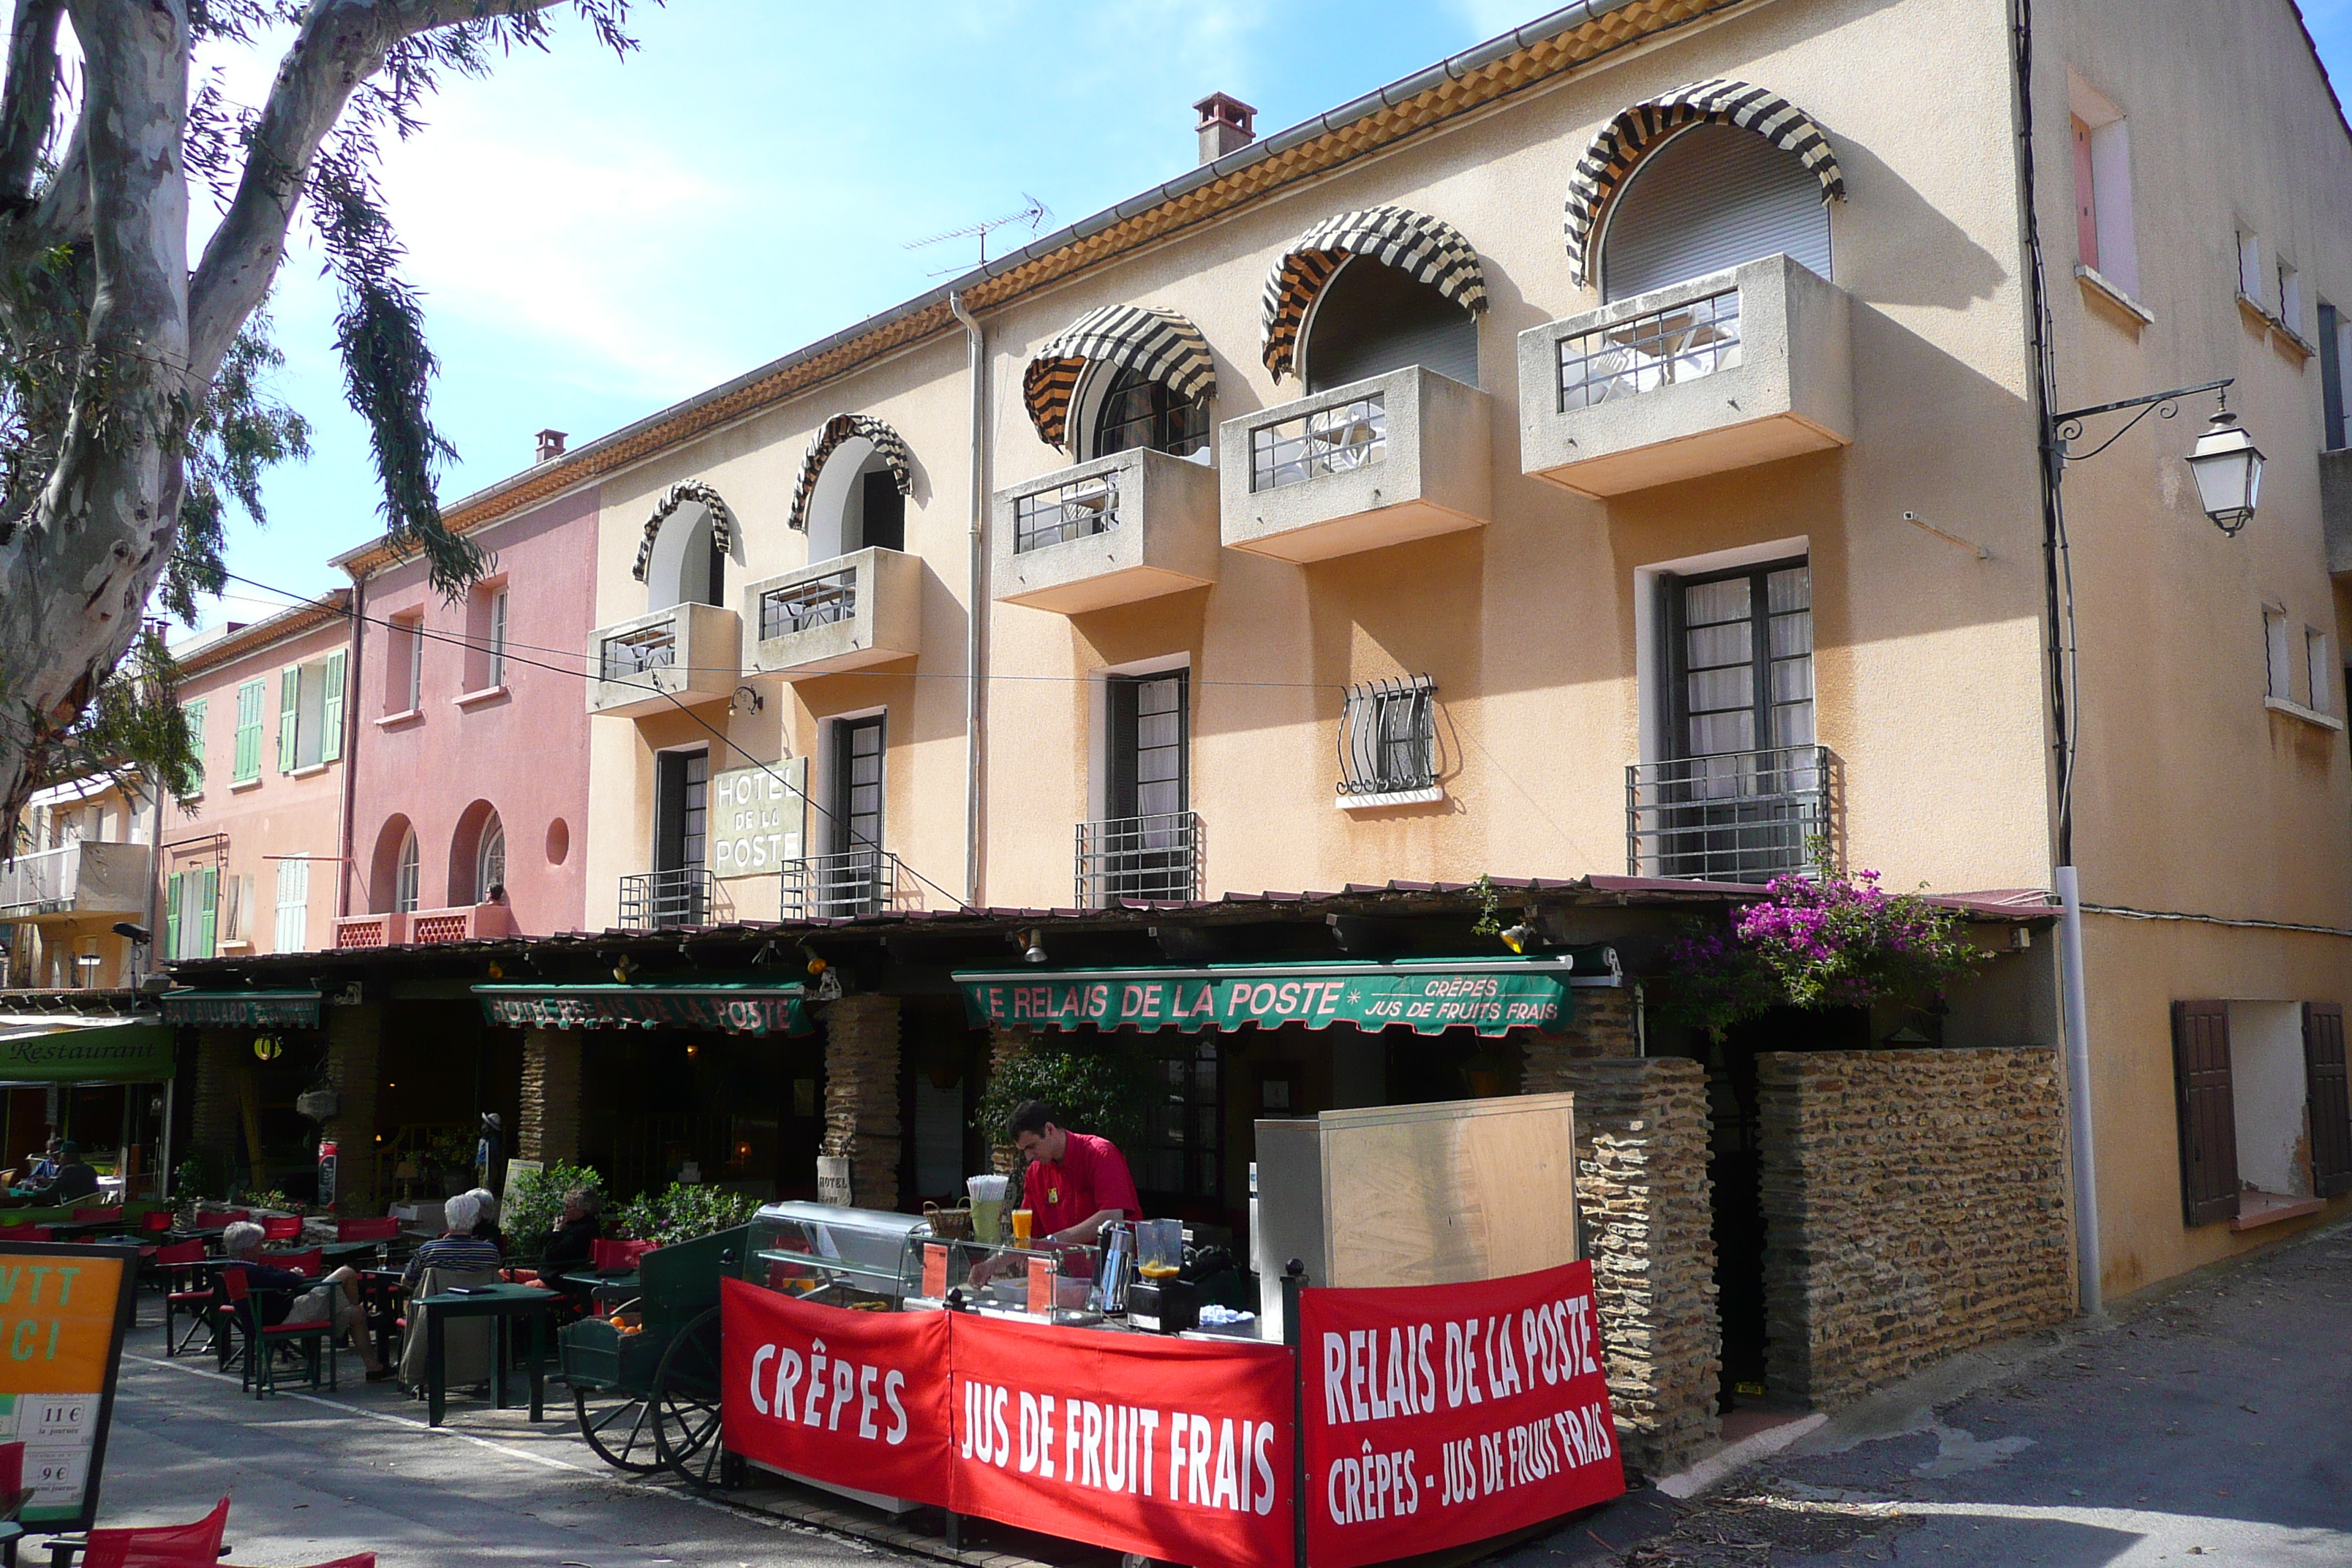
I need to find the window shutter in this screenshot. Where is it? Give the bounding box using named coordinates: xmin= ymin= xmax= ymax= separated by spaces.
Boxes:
xmin=2171 ymin=1000 xmax=2240 ymax=1226
xmin=320 ymin=651 xmax=346 ymax=763
xmin=2304 ymin=1002 xmax=2352 ymax=1199
xmin=197 ymin=867 xmax=219 ymax=957
xmin=277 ymin=666 xmax=301 ymax=773
xmin=233 ymin=679 xmax=263 ymax=783
xmin=165 ymin=872 xmax=184 ymax=960
xmin=181 ymin=699 xmax=206 ymax=794
xmin=1107 ymin=679 xmax=1140 ymax=821
xmin=2070 ymin=116 xmax=2100 ymax=271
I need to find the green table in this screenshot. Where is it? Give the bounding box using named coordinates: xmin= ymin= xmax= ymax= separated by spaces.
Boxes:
xmin=417 ymin=1283 xmax=557 ymax=1428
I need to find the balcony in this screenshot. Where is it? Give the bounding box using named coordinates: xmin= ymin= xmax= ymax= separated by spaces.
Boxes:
xmin=404 ymin=902 xmax=517 ymax=945
xmin=2324 ymin=448 xmax=2352 ymax=573
xmin=743 ymin=547 xmax=921 ymax=679
xmin=1626 ymin=745 xmax=1833 ymax=883
xmin=1218 ymin=364 xmax=1491 ymax=563
xmin=587 ymin=602 xmax=741 ymax=719
xmin=333 ymin=912 xmax=409 ymax=949
xmin=1075 ymin=811 xmax=1202 ymax=908
xmin=619 ymin=868 xmax=717 ymax=932
xmin=994 ymin=448 xmax=1219 ymax=614
xmin=780 ymin=850 xmax=902 ymax=920
xmin=1519 ymin=253 xmax=1852 ymax=498
xmin=0 ymin=841 xmax=152 ymax=919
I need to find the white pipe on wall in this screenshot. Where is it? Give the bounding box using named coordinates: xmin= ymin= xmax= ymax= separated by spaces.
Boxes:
xmin=949 ymin=292 xmax=988 ymax=909
xmin=2056 ymin=864 xmax=2101 ymax=1316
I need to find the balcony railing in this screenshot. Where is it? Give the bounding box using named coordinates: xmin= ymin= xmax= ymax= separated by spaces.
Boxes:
xmin=1014 ymin=470 xmax=1121 ymax=554
xmin=758 ymin=567 xmax=857 ymax=640
xmin=1250 ymin=393 xmax=1386 ymax=492
xmin=1626 ymin=745 xmax=1833 ymax=883
xmin=619 ymin=867 xmax=716 ymax=931
xmin=1075 ymin=811 xmax=1202 ymax=908
xmin=0 ymin=840 xmax=152 ymax=919
xmin=600 ymin=622 xmax=676 ymax=683
xmin=1558 ymin=286 xmax=1741 ymax=412
xmin=780 ymin=849 xmax=900 ymax=920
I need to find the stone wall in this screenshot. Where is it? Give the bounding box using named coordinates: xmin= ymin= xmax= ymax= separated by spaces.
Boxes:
xmin=518 ymin=1028 xmax=582 ymax=1166
xmin=1523 ymin=1052 xmax=1720 ymax=1480
xmin=319 ymin=1006 xmax=381 ymax=1210
xmin=1522 ymin=987 xmax=1640 ymax=1081
xmin=1757 ymin=1048 xmax=2073 ymax=1411
xmin=189 ymin=1028 xmax=244 ymax=1175
xmin=823 ymin=995 xmax=901 ymax=1209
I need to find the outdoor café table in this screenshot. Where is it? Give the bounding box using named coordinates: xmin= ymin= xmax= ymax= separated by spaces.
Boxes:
xmin=415 ymin=1282 xmax=557 ymax=1428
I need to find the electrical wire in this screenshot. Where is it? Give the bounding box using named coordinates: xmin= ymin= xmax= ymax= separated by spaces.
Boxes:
xmin=2080 ymin=902 xmax=2352 ymax=941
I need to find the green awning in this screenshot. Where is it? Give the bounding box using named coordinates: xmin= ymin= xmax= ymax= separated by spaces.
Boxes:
xmin=954 ymin=955 xmax=1586 ymax=1038
xmin=162 ymin=988 xmax=321 ymax=1029
xmin=0 ymin=1019 xmax=174 ymax=1083
xmin=473 ymin=980 xmax=813 ymax=1036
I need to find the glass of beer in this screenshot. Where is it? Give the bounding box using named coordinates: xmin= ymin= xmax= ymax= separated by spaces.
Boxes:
xmin=1010 ymin=1207 xmax=1033 ymax=1245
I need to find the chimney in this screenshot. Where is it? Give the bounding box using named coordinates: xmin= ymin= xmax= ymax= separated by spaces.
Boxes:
xmin=535 ymin=428 xmax=568 ymax=464
xmin=1194 ymin=92 xmax=1257 ymax=165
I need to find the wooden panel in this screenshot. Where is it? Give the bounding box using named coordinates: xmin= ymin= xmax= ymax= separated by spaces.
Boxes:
xmin=2171 ymin=1000 xmax=2240 ymax=1226
xmin=2303 ymin=1003 xmax=2352 ymax=1199
xmin=1317 ymin=1093 xmax=1578 ymax=1288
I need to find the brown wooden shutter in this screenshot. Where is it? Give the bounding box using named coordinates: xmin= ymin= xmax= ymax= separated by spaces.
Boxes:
xmin=2171 ymin=1000 xmax=2240 ymax=1226
xmin=2303 ymin=1002 xmax=2352 ymax=1199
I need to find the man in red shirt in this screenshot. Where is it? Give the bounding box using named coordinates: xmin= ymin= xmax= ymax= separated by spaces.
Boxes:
xmin=1011 ymin=1100 xmax=1142 ymax=1248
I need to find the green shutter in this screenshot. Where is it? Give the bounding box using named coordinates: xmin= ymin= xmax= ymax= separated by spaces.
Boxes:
xmin=165 ymin=873 xmax=184 ymax=960
xmin=233 ymin=679 xmax=263 ymax=783
xmin=197 ymin=868 xmax=218 ymax=957
xmin=277 ymin=665 xmax=301 ymax=773
xmin=320 ymin=650 xmax=347 ymax=764
xmin=181 ymin=699 xmax=206 ymax=794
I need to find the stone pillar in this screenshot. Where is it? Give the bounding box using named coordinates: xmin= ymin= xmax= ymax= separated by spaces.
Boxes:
xmin=1526 ymin=1055 xmax=1719 ymax=1480
xmin=983 ymin=1025 xmax=1035 ymax=1175
xmin=1520 ymin=986 xmax=1640 ymax=1086
xmin=823 ymin=995 xmax=901 ymax=1210
xmin=518 ymin=1029 xmax=583 ymax=1166
xmin=320 ymin=1005 xmax=382 ymax=1212
xmin=189 ymin=1029 xmax=244 ymax=1184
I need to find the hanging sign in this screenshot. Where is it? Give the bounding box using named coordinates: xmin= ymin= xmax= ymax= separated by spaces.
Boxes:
xmin=1300 ymin=1261 xmax=1624 ymax=1568
xmin=159 ymin=990 xmax=320 ymax=1029
xmin=0 ymin=1024 xmax=173 ymax=1085
xmin=0 ymin=1243 xmax=139 ymax=1532
xmin=955 ymin=961 xmax=1574 ymax=1038
xmin=473 ymin=982 xmax=811 ymax=1036
xmin=710 ymin=759 xmax=808 ymax=878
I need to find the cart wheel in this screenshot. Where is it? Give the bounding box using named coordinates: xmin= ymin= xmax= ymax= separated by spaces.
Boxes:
xmin=650 ymin=1307 xmax=728 ymax=1490
xmin=573 ymin=1385 xmax=663 ymax=1473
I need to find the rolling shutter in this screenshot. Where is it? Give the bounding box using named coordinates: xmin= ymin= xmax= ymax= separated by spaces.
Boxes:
xmin=1601 ymin=122 xmax=1832 ymax=303
xmin=320 ymin=650 xmax=347 ymax=764
xmin=2304 ymin=1002 xmax=2352 ymax=1199
xmin=2171 ymin=1000 xmax=2240 ymax=1226
xmin=1303 ymin=257 xmax=1480 ymax=393
xmin=277 ymin=666 xmax=301 ymax=773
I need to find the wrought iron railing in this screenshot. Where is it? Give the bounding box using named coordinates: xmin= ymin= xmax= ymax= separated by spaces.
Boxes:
xmin=780 ymin=849 xmax=900 ymax=920
xmin=1249 ymin=393 xmax=1386 ymax=491
xmin=1558 ymin=286 xmax=1741 ymax=412
xmin=1626 ymin=745 xmax=1831 ymax=883
xmin=1014 ymin=471 xmax=1122 ymax=553
xmin=600 ymin=621 xmax=677 ymax=684
xmin=1337 ymin=675 xmax=1438 ymax=797
xmin=758 ymin=566 xmax=858 ymax=640
xmin=617 ymin=867 xmax=715 ymax=931
xmin=1076 ymin=811 xmax=1202 ymax=907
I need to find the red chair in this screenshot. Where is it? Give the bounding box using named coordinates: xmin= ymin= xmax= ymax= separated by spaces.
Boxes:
xmin=157 ymin=1242 xmax=216 ymax=1357
xmin=194 ymin=1210 xmax=250 ymax=1231
xmin=259 ymin=1215 xmax=303 ymax=1243
xmin=335 ymin=1218 xmax=400 ymax=1243
xmin=0 ymin=1226 xmax=50 ymax=1243
xmin=263 ymin=1248 xmax=323 ymax=1278
xmin=140 ymin=1210 xmax=173 ymax=1233
xmin=273 ymin=1558 xmax=374 ymax=1568
xmin=77 ymin=1496 xmax=229 ymax=1568
xmin=0 ymin=1438 xmax=26 ymax=1567
xmin=75 ymin=1207 xmax=122 ymax=1225
xmin=591 ymin=1237 xmax=654 ymax=1273
xmin=219 ymin=1270 xmax=335 ymax=1397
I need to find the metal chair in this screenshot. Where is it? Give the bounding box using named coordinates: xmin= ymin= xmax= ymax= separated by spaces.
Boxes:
xmin=219 ymin=1272 xmax=336 ymax=1398
xmin=48 ymin=1495 xmax=229 ymax=1568
xmin=258 ymin=1216 xmax=303 ymax=1244
xmin=157 ymin=1243 xmax=216 ymax=1357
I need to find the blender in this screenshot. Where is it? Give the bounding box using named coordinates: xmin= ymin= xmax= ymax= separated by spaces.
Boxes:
xmin=1126 ymin=1218 xmax=1196 ymax=1333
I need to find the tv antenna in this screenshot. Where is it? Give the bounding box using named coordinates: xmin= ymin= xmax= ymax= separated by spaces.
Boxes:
xmin=905 ymin=194 xmax=1052 ymax=274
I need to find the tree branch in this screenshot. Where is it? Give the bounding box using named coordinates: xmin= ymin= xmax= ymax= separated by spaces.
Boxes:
xmin=0 ymin=0 xmax=61 ymax=210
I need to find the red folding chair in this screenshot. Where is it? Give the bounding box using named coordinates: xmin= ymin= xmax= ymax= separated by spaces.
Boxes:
xmin=0 ymin=1439 xmax=26 ymax=1567
xmin=0 ymin=1226 xmax=50 ymax=1244
xmin=591 ymin=1237 xmax=654 ymax=1273
xmin=334 ymin=1218 xmax=399 ymax=1243
xmin=219 ymin=1270 xmax=336 ymax=1398
xmin=75 ymin=1207 xmax=122 ymax=1226
xmin=194 ymin=1210 xmax=249 ymax=1232
xmin=75 ymin=1496 xmax=229 ymax=1568
xmin=157 ymin=1243 xmax=216 ymax=1357
xmin=259 ymin=1216 xmax=302 ymax=1243
xmin=262 ymin=1248 xmax=323 ymax=1278
xmin=140 ymin=1210 xmax=173 ymax=1233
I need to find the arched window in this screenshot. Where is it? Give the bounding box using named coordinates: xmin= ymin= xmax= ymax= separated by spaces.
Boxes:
xmin=646 ymin=501 xmax=727 ymax=614
xmin=790 ymin=416 xmax=916 ymax=562
xmin=394 ymin=829 xmax=420 ymax=914
xmin=476 ymin=813 xmax=506 ymax=902
xmin=1302 ymin=257 xmax=1479 ymax=393
xmin=1599 ymin=121 xmax=1833 ymax=304
xmin=1085 ymin=365 xmax=1207 ymax=459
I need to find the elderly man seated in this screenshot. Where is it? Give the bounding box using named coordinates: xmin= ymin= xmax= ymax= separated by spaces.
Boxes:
xmin=399 ymin=1191 xmax=503 ymax=1290
xmin=221 ymin=1220 xmax=393 ymax=1382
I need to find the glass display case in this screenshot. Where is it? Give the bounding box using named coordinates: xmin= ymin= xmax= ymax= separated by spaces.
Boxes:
xmin=745 ymin=1202 xmax=931 ymax=1311
xmin=902 ymin=1235 xmax=1105 ymax=1320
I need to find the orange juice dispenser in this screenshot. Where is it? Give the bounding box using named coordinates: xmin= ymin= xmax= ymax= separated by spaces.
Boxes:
xmin=1127 ymin=1218 xmax=1196 ymax=1333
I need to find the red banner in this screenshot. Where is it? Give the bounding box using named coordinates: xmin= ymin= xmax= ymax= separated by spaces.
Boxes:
xmin=946 ymin=1311 xmax=1294 ymax=1568
xmin=1300 ymin=1261 xmax=1624 ymax=1568
xmin=719 ymin=1278 xmax=954 ymax=1507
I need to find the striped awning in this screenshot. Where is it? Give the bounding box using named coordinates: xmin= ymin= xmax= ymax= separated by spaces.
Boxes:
xmin=1259 ymin=206 xmax=1488 ymax=381
xmin=630 ymin=480 xmax=737 ymax=584
xmin=1564 ymin=79 xmax=1844 ymax=289
xmin=1022 ymin=305 xmax=1216 ymax=449
xmin=788 ymin=414 xmax=915 ymax=532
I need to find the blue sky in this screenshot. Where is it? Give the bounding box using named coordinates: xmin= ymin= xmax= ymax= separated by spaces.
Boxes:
xmin=200 ymin=0 xmax=2352 ymax=624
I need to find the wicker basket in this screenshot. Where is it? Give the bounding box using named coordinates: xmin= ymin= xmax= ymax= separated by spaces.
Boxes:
xmin=923 ymin=1202 xmax=974 ymax=1240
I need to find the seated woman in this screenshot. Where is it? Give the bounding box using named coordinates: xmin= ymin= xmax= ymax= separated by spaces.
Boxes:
xmin=221 ymin=1220 xmax=393 ymax=1381
xmin=463 ymin=1186 xmax=510 ymax=1258
xmin=538 ymin=1186 xmax=603 ymax=1291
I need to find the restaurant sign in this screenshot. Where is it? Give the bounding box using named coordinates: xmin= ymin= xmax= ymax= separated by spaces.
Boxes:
xmin=0 ymin=1023 xmax=173 ymax=1085
xmin=472 ymin=982 xmax=812 ymax=1036
xmin=954 ymin=960 xmax=1575 ymax=1039
xmin=159 ymin=989 xmax=320 ymax=1029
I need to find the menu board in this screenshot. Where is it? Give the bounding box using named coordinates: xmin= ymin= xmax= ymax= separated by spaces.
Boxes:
xmin=0 ymin=1245 xmax=137 ymax=1531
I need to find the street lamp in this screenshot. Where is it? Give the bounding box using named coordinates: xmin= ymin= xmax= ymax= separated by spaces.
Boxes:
xmin=2182 ymin=403 xmax=2265 ymax=536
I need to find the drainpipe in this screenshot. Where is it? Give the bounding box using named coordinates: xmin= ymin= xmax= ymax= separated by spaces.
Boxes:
xmin=338 ymin=577 xmax=365 ymax=923
xmin=949 ymin=291 xmax=987 ymax=910
xmin=2056 ymin=867 xmax=2100 ymax=1314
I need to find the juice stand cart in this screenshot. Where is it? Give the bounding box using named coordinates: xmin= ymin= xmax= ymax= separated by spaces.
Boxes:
xmin=555 ymin=1224 xmax=747 ymax=1480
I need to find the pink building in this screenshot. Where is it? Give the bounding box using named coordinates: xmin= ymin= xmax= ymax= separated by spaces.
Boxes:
xmin=335 ymin=481 xmax=598 ymax=943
